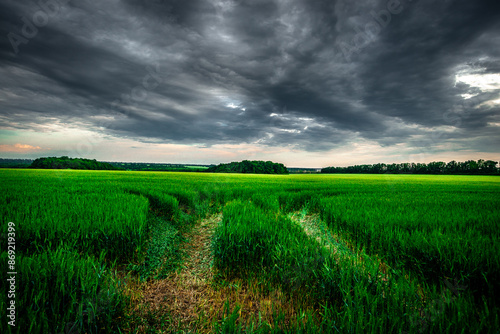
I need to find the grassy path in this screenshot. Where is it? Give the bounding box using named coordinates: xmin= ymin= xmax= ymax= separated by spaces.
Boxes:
xmin=288 ymin=209 xmax=354 ymax=258
xmin=288 ymin=209 xmax=393 ymax=286
xmin=129 ymin=214 xmax=220 ymax=332
xmin=288 ymin=210 xmax=477 ymax=333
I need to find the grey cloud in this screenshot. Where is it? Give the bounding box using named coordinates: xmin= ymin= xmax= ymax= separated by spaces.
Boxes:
xmin=0 ymin=0 xmax=499 ymax=154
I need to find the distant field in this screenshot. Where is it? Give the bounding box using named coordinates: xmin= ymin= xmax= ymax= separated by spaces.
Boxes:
xmin=1 ymin=170 xmax=499 ymax=333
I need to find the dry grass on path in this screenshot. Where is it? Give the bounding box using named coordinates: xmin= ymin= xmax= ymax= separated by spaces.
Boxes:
xmin=133 ymin=214 xmax=220 ymax=332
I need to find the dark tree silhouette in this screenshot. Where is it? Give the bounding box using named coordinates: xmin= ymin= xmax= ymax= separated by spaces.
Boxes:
xmin=322 ymin=160 xmax=499 ymax=175
xmin=207 ymin=160 xmax=288 ymax=174
xmin=30 ymin=157 xmax=120 ymax=170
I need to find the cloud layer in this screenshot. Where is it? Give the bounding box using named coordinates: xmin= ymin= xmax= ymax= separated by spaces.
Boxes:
xmin=1 ymin=0 xmax=499 ymax=164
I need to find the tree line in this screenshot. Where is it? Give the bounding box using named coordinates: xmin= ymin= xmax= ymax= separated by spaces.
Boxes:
xmin=207 ymin=160 xmax=289 ymax=174
xmin=0 ymin=158 xmax=33 ymax=168
xmin=322 ymin=159 xmax=499 ymax=175
xmin=30 ymin=157 xmax=120 ymax=170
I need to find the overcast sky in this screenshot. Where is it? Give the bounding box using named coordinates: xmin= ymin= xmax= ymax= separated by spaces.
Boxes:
xmin=0 ymin=0 xmax=499 ymax=167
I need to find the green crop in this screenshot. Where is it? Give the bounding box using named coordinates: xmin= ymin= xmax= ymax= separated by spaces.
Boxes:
xmin=0 ymin=170 xmax=499 ymax=333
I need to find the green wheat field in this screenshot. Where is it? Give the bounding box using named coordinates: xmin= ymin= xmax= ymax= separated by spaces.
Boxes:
xmin=1 ymin=169 xmax=499 ymax=333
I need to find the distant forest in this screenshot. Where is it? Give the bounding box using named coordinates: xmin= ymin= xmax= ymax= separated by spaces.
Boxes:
xmin=0 ymin=158 xmax=32 ymax=168
xmin=207 ymin=160 xmax=288 ymax=174
xmin=322 ymin=159 xmax=499 ymax=175
xmin=2 ymin=157 xmax=498 ymax=175
xmin=30 ymin=157 xmax=119 ymax=170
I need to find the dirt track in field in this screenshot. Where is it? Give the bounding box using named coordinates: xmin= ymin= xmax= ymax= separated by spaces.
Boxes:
xmin=136 ymin=214 xmax=220 ymax=330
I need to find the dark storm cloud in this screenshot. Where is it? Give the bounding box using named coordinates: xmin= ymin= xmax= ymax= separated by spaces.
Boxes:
xmin=357 ymin=0 xmax=500 ymax=127
xmin=0 ymin=0 xmax=499 ymax=153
